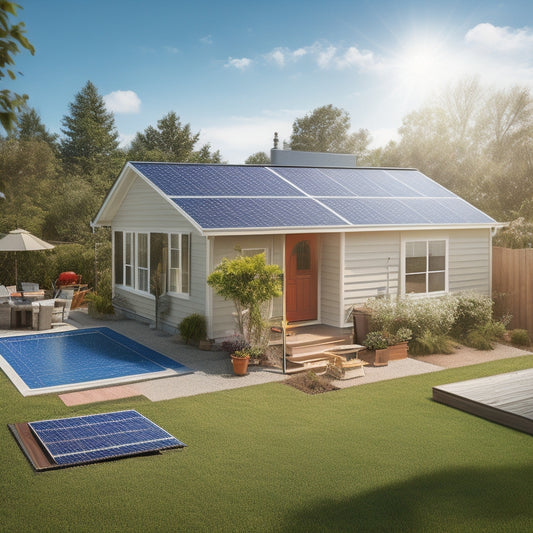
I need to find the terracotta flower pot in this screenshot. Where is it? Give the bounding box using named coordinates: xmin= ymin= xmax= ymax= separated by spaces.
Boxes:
xmin=373 ymin=347 xmax=389 ymax=367
xmin=231 ymin=354 xmax=250 ymax=375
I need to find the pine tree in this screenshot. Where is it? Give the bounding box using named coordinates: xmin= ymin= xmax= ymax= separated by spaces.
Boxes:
xmin=60 ymin=81 xmax=119 ymax=172
xmin=15 ymin=107 xmax=58 ymax=148
xmin=128 ymin=111 xmax=222 ymax=163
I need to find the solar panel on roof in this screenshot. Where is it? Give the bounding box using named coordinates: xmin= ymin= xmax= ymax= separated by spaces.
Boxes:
xmin=386 ymin=169 xmax=452 ymax=197
xmin=173 ymin=197 xmax=349 ymax=229
xmin=321 ymin=198 xmax=429 ymax=225
xmin=130 ymin=162 xmax=497 ymax=230
xmin=132 ymin=162 xmax=303 ymax=197
xmin=323 ymin=168 xmax=425 ymax=197
xmin=27 ymin=410 xmax=185 ymax=468
xmin=272 ymin=167 xmax=353 ymax=196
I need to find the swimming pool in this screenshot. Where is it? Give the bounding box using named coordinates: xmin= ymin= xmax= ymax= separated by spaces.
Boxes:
xmin=0 ymin=327 xmax=192 ymax=396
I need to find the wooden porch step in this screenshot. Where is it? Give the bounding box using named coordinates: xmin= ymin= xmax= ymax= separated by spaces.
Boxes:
xmin=286 ymin=336 xmax=349 ymax=356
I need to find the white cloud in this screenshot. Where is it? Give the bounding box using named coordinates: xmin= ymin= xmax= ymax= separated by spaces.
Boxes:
xmin=263 ymin=41 xmax=382 ymax=71
xmin=225 ymin=57 xmax=253 ymax=70
xmin=117 ymin=133 xmax=136 ymax=149
xmin=200 ymin=34 xmax=213 ymax=45
xmin=465 ymin=23 xmax=533 ymax=52
xmin=104 ymin=90 xmax=141 ymax=114
xmin=199 ymin=111 xmax=298 ymax=163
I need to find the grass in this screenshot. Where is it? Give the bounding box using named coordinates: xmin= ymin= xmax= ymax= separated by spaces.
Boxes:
xmin=2 ymin=356 xmax=533 ymax=532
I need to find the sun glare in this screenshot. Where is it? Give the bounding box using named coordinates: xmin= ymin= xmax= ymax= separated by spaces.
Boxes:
xmin=393 ymin=38 xmax=456 ymax=101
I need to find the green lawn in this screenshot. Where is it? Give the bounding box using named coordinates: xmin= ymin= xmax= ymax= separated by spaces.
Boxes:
xmin=2 ymin=356 xmax=533 ymax=532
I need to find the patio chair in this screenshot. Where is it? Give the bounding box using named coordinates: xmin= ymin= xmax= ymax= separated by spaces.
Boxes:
xmin=21 ymin=282 xmax=39 ymax=292
xmin=0 ymin=285 xmax=11 ymax=303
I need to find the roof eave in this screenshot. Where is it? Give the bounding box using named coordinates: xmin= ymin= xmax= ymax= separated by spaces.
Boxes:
xmin=201 ymin=222 xmax=503 ymax=237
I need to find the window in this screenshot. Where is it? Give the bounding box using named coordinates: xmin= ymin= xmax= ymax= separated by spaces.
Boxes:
xmin=404 ymin=239 xmax=447 ymax=295
xmin=137 ymin=233 xmax=149 ymax=292
xmin=292 ymin=240 xmax=311 ymax=270
xmin=124 ymin=232 xmax=135 ymax=287
xmin=114 ymin=232 xmax=123 ymax=285
xmin=169 ymin=233 xmax=189 ymax=294
xmin=114 ymin=231 xmax=190 ymax=296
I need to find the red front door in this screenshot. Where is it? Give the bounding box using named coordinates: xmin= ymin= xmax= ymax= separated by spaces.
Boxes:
xmin=285 ymin=234 xmax=318 ymax=322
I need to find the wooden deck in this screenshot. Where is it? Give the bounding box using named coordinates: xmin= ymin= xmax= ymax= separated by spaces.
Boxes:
xmin=433 ymin=368 xmax=533 ymax=435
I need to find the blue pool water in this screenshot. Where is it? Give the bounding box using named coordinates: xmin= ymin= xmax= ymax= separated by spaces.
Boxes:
xmin=0 ymin=327 xmax=192 ymax=395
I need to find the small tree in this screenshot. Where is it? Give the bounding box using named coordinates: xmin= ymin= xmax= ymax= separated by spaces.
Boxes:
xmin=207 ymin=253 xmax=282 ymax=348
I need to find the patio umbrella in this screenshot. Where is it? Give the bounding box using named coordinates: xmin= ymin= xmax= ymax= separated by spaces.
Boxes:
xmin=0 ymin=228 xmax=55 ymax=285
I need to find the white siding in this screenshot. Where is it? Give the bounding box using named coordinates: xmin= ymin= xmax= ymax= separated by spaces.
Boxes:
xmin=343 ymin=232 xmax=401 ymax=322
xmin=320 ymin=233 xmax=343 ymax=327
xmin=342 ymin=229 xmax=492 ymax=324
xmin=112 ymin=176 xmax=207 ymax=331
xmin=210 ymin=235 xmax=283 ymax=339
xmin=448 ymin=228 xmax=491 ymax=295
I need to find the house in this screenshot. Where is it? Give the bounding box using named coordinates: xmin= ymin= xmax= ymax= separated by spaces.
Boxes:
xmin=92 ymin=150 xmax=502 ymax=340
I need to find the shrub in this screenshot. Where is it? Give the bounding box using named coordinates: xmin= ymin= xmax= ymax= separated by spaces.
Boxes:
xmin=178 ymin=314 xmax=207 ymax=344
xmin=221 ymin=335 xmax=251 ymax=354
xmin=409 ymin=330 xmax=455 ymax=355
xmin=451 ymin=292 xmax=493 ymax=340
xmin=368 ymin=296 xmax=456 ymax=340
xmin=284 ymin=371 xmax=338 ymax=394
xmin=464 ymin=328 xmax=494 ymax=351
xmin=510 ymin=329 xmax=531 ymax=346
xmin=363 ymin=331 xmax=389 ymax=351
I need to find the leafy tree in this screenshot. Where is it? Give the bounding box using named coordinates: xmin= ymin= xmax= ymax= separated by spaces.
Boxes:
xmin=128 ymin=111 xmax=222 ymax=163
xmin=60 ymin=81 xmax=120 ymax=173
xmin=0 ymin=137 xmax=58 ymax=236
xmin=377 ymin=79 xmax=533 ymax=220
xmin=289 ymin=104 xmax=371 ymax=160
xmin=0 ymin=1 xmax=34 ymax=133
xmin=245 ymin=151 xmax=270 ymax=164
xmin=207 ymin=253 xmax=282 ymax=348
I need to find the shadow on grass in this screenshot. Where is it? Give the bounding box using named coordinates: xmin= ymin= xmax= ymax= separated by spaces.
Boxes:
xmin=279 ymin=465 xmax=533 ymax=532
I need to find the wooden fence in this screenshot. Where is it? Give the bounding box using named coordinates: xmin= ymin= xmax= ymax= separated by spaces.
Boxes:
xmin=492 ymin=246 xmax=533 ymax=334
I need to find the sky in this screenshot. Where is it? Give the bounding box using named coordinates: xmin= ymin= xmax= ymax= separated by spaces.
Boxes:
xmin=6 ymin=0 xmax=533 ymax=163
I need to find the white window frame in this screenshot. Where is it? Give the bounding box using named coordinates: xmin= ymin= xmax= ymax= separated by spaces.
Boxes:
xmin=115 ymin=231 xmax=191 ymax=297
xmin=401 ymin=237 xmax=449 ymax=297
xmin=137 ymin=233 xmax=149 ymax=293
xmin=124 ymin=232 xmax=135 ymax=289
xmin=168 ymin=233 xmax=190 ymax=297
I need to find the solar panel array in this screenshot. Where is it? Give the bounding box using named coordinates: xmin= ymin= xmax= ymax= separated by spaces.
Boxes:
xmin=131 ymin=162 xmax=496 ymax=230
xmin=28 ymin=410 xmax=185 ymax=466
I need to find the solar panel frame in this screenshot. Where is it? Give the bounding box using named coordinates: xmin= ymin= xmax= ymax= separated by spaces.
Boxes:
xmin=28 ymin=410 xmax=186 ymax=466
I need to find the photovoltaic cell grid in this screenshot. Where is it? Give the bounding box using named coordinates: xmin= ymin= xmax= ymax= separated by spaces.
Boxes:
xmin=132 ymin=163 xmax=497 ymax=229
xmin=28 ymin=410 xmax=186 ymax=467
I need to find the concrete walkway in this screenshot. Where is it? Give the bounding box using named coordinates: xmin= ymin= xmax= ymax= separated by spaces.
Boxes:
xmin=63 ymin=310 xmax=446 ymax=401
xmin=4 ymin=309 xmax=531 ymax=403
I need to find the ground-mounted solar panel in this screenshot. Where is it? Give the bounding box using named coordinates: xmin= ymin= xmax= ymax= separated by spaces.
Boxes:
xmin=386 ymin=170 xmax=453 ymax=197
xmin=173 ymin=197 xmax=349 ymax=229
xmin=272 ymin=167 xmax=353 ymax=196
xmin=10 ymin=410 xmax=186 ymax=470
xmin=132 ymin=162 xmax=302 ymax=197
xmin=321 ymin=198 xmax=429 ymax=225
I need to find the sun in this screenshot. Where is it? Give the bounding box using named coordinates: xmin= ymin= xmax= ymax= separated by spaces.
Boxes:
xmin=392 ymin=38 xmax=456 ymax=101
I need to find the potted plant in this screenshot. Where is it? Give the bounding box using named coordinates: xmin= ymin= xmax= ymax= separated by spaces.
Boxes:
xmin=386 ymin=327 xmax=412 ymax=360
xmin=231 ymin=349 xmax=251 ymax=375
xmin=363 ymin=331 xmax=390 ymax=366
